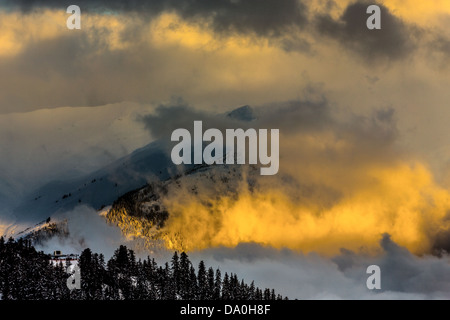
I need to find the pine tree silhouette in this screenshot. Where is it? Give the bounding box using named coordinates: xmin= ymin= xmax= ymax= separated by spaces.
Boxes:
xmin=214 ymin=268 xmax=222 ymax=300
xmin=0 ymin=238 xmax=286 ymax=300
xmin=197 ymin=261 xmax=207 ymax=299
xmin=207 ymin=267 xmax=215 ymax=300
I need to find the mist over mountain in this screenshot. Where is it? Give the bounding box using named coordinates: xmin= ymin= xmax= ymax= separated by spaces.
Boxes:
xmin=2 ymin=104 xmax=256 ymax=241
xmin=3 ymin=0 xmax=450 ymax=301
xmin=3 ymin=103 xmax=450 ymax=300
xmin=12 ymin=141 xmax=173 ymax=223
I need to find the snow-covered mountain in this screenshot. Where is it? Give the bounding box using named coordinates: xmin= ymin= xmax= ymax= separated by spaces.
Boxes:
xmin=2 ymin=141 xmax=175 ymax=238
xmin=19 ymin=142 xmax=172 ymax=214
xmin=3 ymin=105 xmax=256 ymax=246
xmin=106 ymin=162 xmax=259 ymax=251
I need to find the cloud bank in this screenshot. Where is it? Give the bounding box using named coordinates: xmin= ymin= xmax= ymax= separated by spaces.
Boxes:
xmin=190 ymin=234 xmax=450 ymax=299
xmin=1 ymin=0 xmax=450 ymax=300
xmin=135 ymin=100 xmax=450 ymax=256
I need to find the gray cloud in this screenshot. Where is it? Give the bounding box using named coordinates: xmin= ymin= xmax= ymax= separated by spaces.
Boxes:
xmin=189 ymin=234 xmax=450 ymax=299
xmin=431 ymin=226 xmax=450 ymax=256
xmin=427 ymin=34 xmax=450 ymax=63
xmin=0 ymin=102 xmax=153 ymax=211
xmin=140 ymin=98 xmax=335 ymax=137
xmin=3 ymin=0 xmax=447 ymax=64
xmin=35 ymin=205 xmax=129 ymax=260
xmin=0 ymin=32 xmax=124 ymax=111
xmin=315 ymin=1 xmax=416 ymax=61
xmin=140 ymin=101 xmax=246 ymax=140
xmin=0 ymin=29 xmax=205 ymax=112
xmin=140 ymin=97 xmax=398 ymax=154
xmin=2 ymin=0 xmax=308 ymax=37
xmin=336 ymin=234 xmax=450 ymax=296
xmin=1 ymin=0 xmax=447 ymax=114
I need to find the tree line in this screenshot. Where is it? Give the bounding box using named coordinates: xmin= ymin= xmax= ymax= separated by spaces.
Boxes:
xmin=0 ymin=237 xmax=286 ymax=300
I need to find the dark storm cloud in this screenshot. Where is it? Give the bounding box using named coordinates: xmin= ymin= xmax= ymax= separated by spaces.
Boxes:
xmin=139 ymin=101 xmax=240 ymax=141
xmin=2 ymin=0 xmax=308 ymax=37
xmin=315 ymin=1 xmax=416 ymax=60
xmin=143 ymin=95 xmax=398 ymax=134
xmin=141 ymin=97 xmax=399 ymax=153
xmin=429 ymin=35 xmax=450 ymax=60
xmin=3 ymin=0 xmax=424 ymax=60
xmin=431 ymin=221 xmax=450 ymax=256
xmin=335 ymin=234 xmax=450 ymax=295
xmin=1 ymin=0 xmax=444 ymax=113
xmin=140 ymin=98 xmax=333 ymax=138
xmin=0 ymin=1 xmax=312 ymax=112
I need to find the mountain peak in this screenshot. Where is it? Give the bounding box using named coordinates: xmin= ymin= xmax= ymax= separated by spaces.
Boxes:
xmin=227 ymin=105 xmax=255 ymax=122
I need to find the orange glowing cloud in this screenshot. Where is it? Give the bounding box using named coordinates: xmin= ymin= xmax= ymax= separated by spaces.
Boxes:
xmin=160 ymin=160 xmax=450 ymax=255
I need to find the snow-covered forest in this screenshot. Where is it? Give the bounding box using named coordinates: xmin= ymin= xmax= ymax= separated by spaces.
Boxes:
xmin=0 ymin=237 xmax=285 ymax=300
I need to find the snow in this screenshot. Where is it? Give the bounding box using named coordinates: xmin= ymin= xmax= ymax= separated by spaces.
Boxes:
xmin=6 ymin=140 xmax=176 ymax=232
xmin=2 ymin=105 xmax=257 ymax=245
xmin=0 ymin=103 xmax=153 ymax=208
xmin=51 ymin=258 xmax=78 ymax=268
xmin=2 ymin=218 xmax=52 ymax=240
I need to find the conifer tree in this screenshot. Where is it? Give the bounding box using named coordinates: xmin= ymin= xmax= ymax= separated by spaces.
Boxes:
xmin=179 ymin=252 xmax=191 ymax=299
xmin=189 ymin=265 xmax=198 ymax=299
xmin=214 ymin=268 xmax=222 ymax=300
xmin=164 ymin=262 xmax=175 ymax=299
xmin=222 ymin=272 xmax=230 ymax=300
xmin=171 ymin=252 xmax=180 ymax=297
xmin=248 ymin=281 xmax=256 ymax=300
xmin=80 ymin=248 xmax=94 ymax=299
xmin=207 ymin=267 xmax=215 ymax=300
xmin=264 ymin=288 xmax=271 ymax=300
xmin=197 ymin=260 xmax=207 ymax=299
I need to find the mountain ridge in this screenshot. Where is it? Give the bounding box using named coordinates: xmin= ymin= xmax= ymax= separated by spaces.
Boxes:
xmin=3 ymin=105 xmax=256 ymax=247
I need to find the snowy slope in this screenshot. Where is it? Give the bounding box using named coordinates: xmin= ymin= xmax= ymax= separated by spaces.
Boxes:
xmin=4 ymin=140 xmax=177 ymax=237
xmin=3 ymin=105 xmax=256 ymax=240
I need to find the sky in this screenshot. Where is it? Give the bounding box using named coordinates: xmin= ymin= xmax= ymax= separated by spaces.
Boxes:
xmin=1 ymin=0 xmax=450 ymax=299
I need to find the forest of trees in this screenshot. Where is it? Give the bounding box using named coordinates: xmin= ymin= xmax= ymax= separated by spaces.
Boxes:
xmin=0 ymin=237 xmax=286 ymax=300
